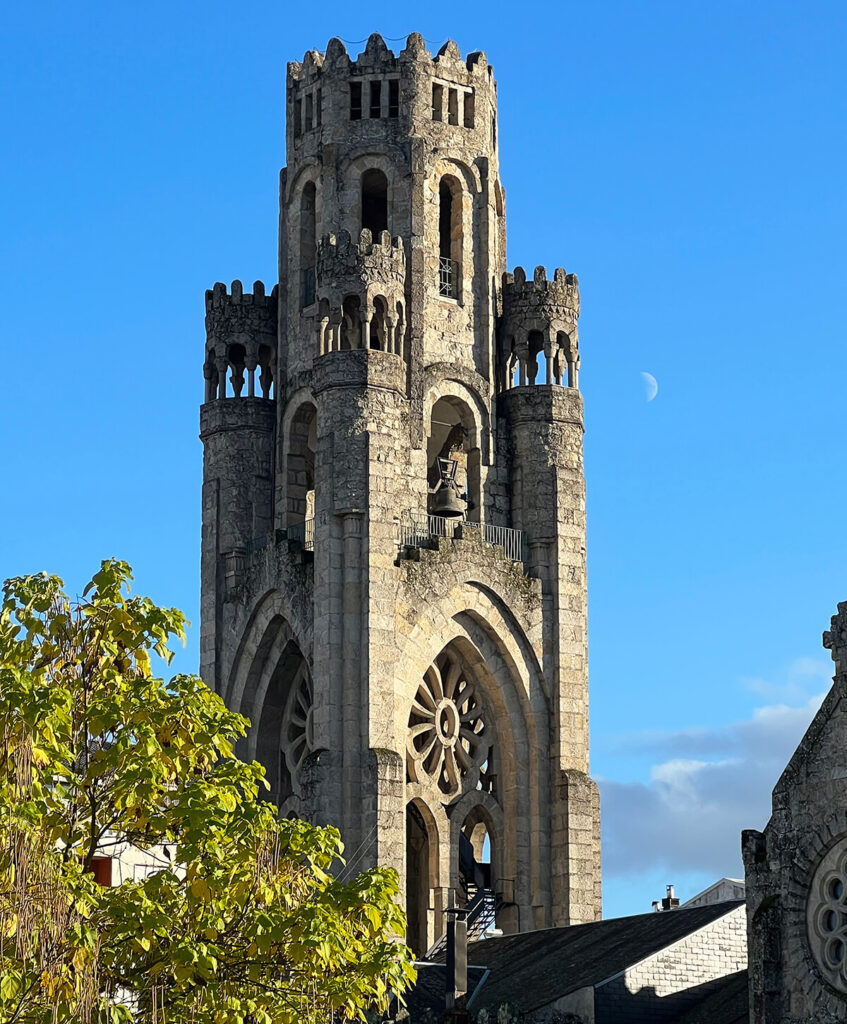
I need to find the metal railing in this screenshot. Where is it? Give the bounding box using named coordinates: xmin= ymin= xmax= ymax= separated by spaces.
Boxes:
xmin=286 ymin=518 xmax=315 ymax=551
xmin=438 ymin=256 xmax=458 ymax=299
xmin=426 ymin=887 xmax=500 ymax=959
xmin=399 ymin=511 xmax=525 ymax=563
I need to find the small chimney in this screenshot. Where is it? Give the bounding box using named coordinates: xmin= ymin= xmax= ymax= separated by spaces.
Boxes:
xmin=653 ymin=884 xmax=680 ymax=912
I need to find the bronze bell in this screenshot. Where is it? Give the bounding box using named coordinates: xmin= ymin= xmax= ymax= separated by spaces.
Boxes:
xmin=431 ymin=457 xmax=466 ymax=519
xmin=432 ymin=484 xmax=466 ymax=519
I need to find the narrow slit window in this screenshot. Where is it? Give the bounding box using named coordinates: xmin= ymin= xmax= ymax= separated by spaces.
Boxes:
xmin=370 ymin=80 xmax=382 ymax=118
xmin=350 ymin=82 xmax=362 ymax=120
xmin=432 ymin=83 xmax=443 ymax=121
xmin=294 ymin=98 xmax=303 ymax=137
xmin=315 ymin=89 xmax=322 ymax=126
xmin=305 ymin=94 xmax=313 ymax=130
xmin=463 ymin=91 xmax=475 ymax=128
xmin=448 ymin=89 xmax=459 ymax=125
xmin=388 ymin=79 xmax=399 ymax=118
xmin=491 ymin=112 xmax=497 ymax=149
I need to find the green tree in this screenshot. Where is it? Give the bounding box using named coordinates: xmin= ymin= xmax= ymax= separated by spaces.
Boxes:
xmin=0 ymin=560 xmax=415 ymax=1024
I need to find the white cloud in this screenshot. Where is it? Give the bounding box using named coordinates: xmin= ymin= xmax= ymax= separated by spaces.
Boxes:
xmin=600 ymin=689 xmax=827 ymax=879
xmin=741 ymin=656 xmax=833 ymax=703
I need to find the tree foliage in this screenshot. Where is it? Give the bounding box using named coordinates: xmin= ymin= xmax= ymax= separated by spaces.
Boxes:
xmin=0 ymin=560 xmax=415 ymax=1023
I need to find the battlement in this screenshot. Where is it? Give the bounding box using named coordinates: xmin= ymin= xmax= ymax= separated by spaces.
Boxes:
xmin=501 ymin=266 xmax=580 ymax=317
xmin=204 ymin=279 xmax=277 ymax=313
xmin=203 ymin=280 xmax=278 ymax=402
xmin=284 ymin=32 xmax=497 ymax=158
xmin=316 ymin=229 xmax=406 ymax=288
xmin=287 ymin=33 xmax=493 ymax=85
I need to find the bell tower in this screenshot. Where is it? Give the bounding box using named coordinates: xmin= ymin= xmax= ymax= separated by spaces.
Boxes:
xmin=199 ymin=32 xmax=601 ymax=955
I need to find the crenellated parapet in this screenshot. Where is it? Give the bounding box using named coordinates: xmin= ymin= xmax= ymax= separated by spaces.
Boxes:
xmin=499 ymin=266 xmax=580 ymax=390
xmin=203 ymin=280 xmax=278 ymax=402
xmin=314 ymin=229 xmax=407 ymax=358
xmin=285 ymin=32 xmax=497 ymax=167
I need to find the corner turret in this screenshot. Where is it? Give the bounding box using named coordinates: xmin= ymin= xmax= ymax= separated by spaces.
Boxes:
xmin=203 ymin=281 xmax=278 ymax=402
xmin=500 ymin=266 xmax=580 ymax=390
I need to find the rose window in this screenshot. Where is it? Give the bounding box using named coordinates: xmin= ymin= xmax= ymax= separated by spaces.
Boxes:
xmin=281 ymin=667 xmax=314 ymax=780
xmin=807 ymin=838 xmax=847 ymax=991
xmin=407 ymin=649 xmax=488 ymax=799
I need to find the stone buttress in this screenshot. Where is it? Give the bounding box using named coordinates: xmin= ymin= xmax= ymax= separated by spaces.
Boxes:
xmin=199 ymin=32 xmax=601 ymax=955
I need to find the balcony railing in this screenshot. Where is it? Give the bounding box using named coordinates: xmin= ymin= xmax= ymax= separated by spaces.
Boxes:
xmin=438 ymin=256 xmax=458 ymax=299
xmin=399 ymin=511 xmax=526 ymax=563
xmin=286 ymin=518 xmax=315 ymax=551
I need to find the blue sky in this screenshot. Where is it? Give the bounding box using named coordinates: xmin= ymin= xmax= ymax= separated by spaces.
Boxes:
xmin=2 ymin=0 xmax=845 ymax=919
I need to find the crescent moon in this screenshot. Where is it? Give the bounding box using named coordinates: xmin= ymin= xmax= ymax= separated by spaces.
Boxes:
xmin=641 ymin=371 xmax=658 ymax=402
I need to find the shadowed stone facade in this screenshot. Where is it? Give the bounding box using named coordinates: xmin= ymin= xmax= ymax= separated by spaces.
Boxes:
xmin=743 ymin=602 xmax=847 ymax=1022
xmin=199 ymin=31 xmax=601 ymax=954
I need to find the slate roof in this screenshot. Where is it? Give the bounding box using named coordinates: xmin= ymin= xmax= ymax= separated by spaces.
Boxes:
xmin=403 ymin=964 xmax=488 ymax=1020
xmin=458 ymin=900 xmax=745 ymax=1015
xmin=671 ymin=969 xmax=749 ymax=1024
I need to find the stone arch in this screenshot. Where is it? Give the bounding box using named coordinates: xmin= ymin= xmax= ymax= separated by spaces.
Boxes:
xmin=405 ymin=797 xmax=441 ymax=956
xmin=438 ymin=174 xmax=463 ymax=299
xmin=369 ymin=294 xmax=389 ymax=350
xmin=280 ymin=392 xmax=317 ymax=528
xmin=426 ymin=393 xmax=481 ymax=522
xmin=226 ymin=588 xmax=312 ymax=711
xmin=423 ymin=372 xmax=492 ymax=464
xmin=360 ymin=168 xmax=389 ymax=237
xmin=283 ymin=159 xmax=321 ymax=207
xmin=340 ymin=294 xmax=362 ymax=349
xmin=225 ymin=597 xmax=314 ymax=812
xmin=338 ymin=152 xmax=403 ymax=238
xmin=396 ymin=603 xmax=544 ymax=931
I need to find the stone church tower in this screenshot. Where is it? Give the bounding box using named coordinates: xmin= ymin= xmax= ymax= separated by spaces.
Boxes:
xmin=199 ymin=32 xmax=601 ymax=954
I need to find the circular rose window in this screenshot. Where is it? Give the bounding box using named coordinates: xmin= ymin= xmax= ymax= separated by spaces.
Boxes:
xmin=807 ymin=839 xmax=847 ymax=991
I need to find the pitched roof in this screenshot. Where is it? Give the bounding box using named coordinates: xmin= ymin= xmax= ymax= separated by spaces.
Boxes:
xmin=670 ymin=969 xmax=749 ymax=1024
xmin=461 ymin=901 xmax=744 ymax=1014
xmin=403 ymin=964 xmax=488 ymax=1020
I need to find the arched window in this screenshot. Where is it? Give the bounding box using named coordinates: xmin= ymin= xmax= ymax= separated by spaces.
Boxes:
xmin=527 ymin=330 xmax=544 ymax=385
xmin=438 ymin=176 xmax=462 ymax=299
xmin=370 ymin=296 xmax=388 ymax=350
xmin=341 ymin=295 xmax=362 ymax=350
xmin=361 ymin=169 xmax=388 ymax=236
xmin=427 ymin=396 xmax=481 ymax=521
xmin=286 ymin=401 xmax=316 ymax=530
xmin=299 ymin=182 xmax=317 ymax=308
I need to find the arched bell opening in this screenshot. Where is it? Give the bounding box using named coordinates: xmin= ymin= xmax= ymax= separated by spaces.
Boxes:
xmin=426 ymin=396 xmax=481 ymax=523
xmin=286 ymin=402 xmax=316 ymax=529
xmin=405 ymin=799 xmax=438 ymax=957
xmin=341 ymin=294 xmax=362 ymax=350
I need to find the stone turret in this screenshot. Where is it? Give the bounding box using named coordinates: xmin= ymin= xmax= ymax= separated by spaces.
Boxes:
xmin=500 ymin=266 xmax=580 ymax=389
xmin=199 ymin=32 xmax=601 ymax=957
